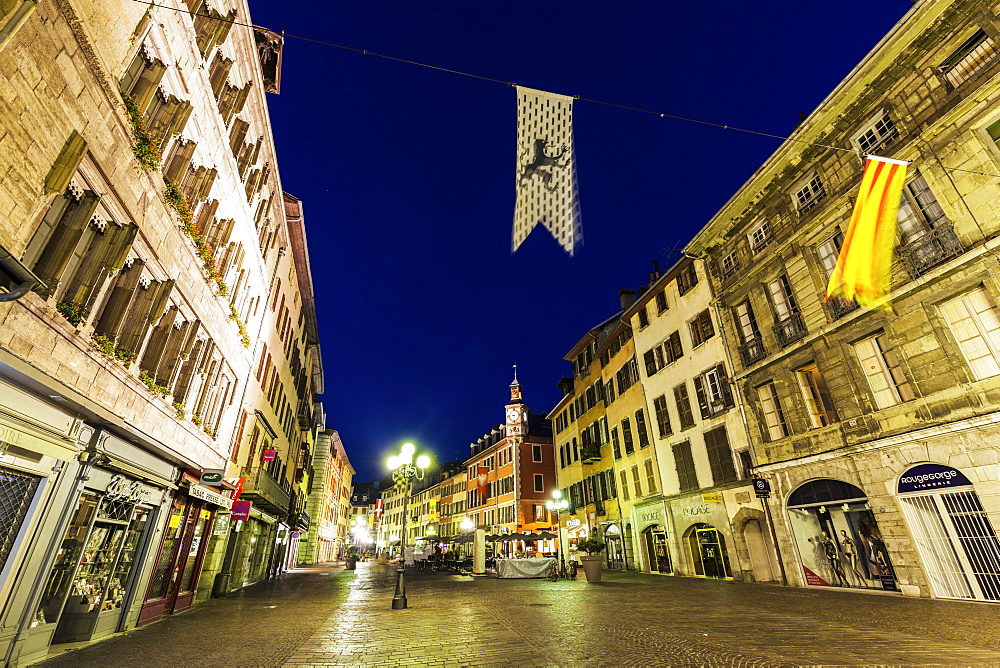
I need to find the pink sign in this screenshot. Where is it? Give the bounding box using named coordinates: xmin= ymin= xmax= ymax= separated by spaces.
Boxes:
xmin=231 ymin=500 xmax=252 ymax=521
xmin=262 ymin=449 xmax=277 ymax=462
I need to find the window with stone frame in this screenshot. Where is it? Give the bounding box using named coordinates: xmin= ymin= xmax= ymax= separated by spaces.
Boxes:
xmin=208 ymin=51 xmax=234 ymax=99
xmin=795 ymin=361 xmax=839 ymax=428
xmin=643 ymin=331 xmax=683 ymax=377
xmin=852 ymin=112 xmax=900 ymax=156
xmin=218 ymin=81 xmax=251 ymax=127
xmin=139 ymin=307 xmax=199 ymax=388
xmin=92 ymin=260 xmax=175 ymax=360
xmin=674 ymin=382 xmax=695 ymax=431
xmin=736 ymin=449 xmax=753 ymax=480
xmin=23 ymin=167 xmax=139 ymax=321
xmin=767 ymin=274 xmax=799 ymax=321
xmin=756 ymin=381 xmax=789 ymax=442
xmin=652 ymin=394 xmax=672 ymax=438
xmin=896 ymin=172 xmax=949 ymax=244
xmin=734 ymin=299 xmax=761 ymax=343
xmin=144 ymin=89 xmax=193 ymax=152
xmin=119 ymin=46 xmax=167 ymax=113
xmin=747 ymin=220 xmax=772 ymax=255
xmin=689 ymin=309 xmax=715 ymax=348
xmin=721 ymin=250 xmax=742 ymax=277
xmin=703 ymin=425 xmax=738 ymax=486
xmin=672 ymin=441 xmax=698 ymax=492
xmin=853 ymin=332 xmax=916 ymax=409
xmin=693 ymin=363 xmax=735 ymax=419
xmin=793 ymin=174 xmax=827 ymax=213
xmin=245 ymin=163 xmax=271 ymax=202
xmin=939 ymin=286 xmax=1000 ymax=380
xmin=817 ymin=231 xmax=844 ymax=278
xmin=939 ymin=28 xmax=1000 ymax=89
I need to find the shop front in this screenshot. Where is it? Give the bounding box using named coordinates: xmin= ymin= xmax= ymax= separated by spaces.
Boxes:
xmin=137 ymin=476 xmax=232 ymax=626
xmin=897 ymin=463 xmax=1000 ymax=602
xmin=634 ymin=502 xmax=671 ymax=574
xmin=786 ymin=478 xmax=897 ymax=591
xmin=600 ymin=523 xmax=628 ymax=570
xmin=26 ymin=427 xmax=178 ymax=655
xmin=686 ymin=523 xmax=731 ymax=579
xmin=667 ymin=493 xmax=736 ymax=579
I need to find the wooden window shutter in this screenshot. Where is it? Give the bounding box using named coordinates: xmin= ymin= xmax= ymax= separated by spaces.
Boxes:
xmin=44 ymin=131 xmax=87 ymax=194
xmin=195 ymin=199 xmax=219 ymax=239
xmin=173 ymin=338 xmax=205 ymax=403
xmin=717 ymin=363 xmax=734 ymax=407
xmin=130 ymin=58 xmax=167 ymax=113
xmin=119 ymin=277 xmax=173 ymax=355
xmin=229 ymin=118 xmax=250 ymax=153
xmin=32 ymin=190 xmax=101 ymax=297
xmin=94 ymin=259 xmax=144 ymax=339
xmin=163 ymin=139 xmax=196 ymax=183
xmin=59 ymin=220 xmax=134 ymax=312
xmin=208 ymin=53 xmax=233 ymax=98
xmin=140 ymin=304 xmax=178 ymax=378
xmin=693 ymin=375 xmax=711 ymax=419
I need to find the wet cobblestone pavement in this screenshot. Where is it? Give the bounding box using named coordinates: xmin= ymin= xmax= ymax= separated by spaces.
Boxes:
xmin=35 ymin=561 xmax=1000 ymax=666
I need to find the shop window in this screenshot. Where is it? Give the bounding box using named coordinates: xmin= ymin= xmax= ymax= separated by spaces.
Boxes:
xmin=672 ymin=441 xmax=698 ymax=492
xmin=689 ymin=309 xmax=714 ymax=348
xmin=704 ymin=425 xmax=737 ymax=486
xmin=756 ymin=381 xmax=789 ymax=442
xmin=0 ymin=465 xmax=41 ymax=569
xmin=620 ymin=417 xmax=634 ymax=455
xmin=643 ymin=459 xmax=658 ymax=494
xmin=795 ymin=362 xmax=839 ymax=428
xmin=940 ymin=286 xmax=1000 ymax=380
xmin=939 ymin=29 xmax=999 ymax=89
xmin=853 ymin=333 xmax=915 ymax=408
xmin=652 ymin=394 xmax=672 ymax=438
xmin=674 ymin=382 xmax=695 ymax=431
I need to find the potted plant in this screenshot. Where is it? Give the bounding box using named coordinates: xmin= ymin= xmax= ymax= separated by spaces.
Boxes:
xmin=576 ymin=538 xmax=606 ymax=583
xmin=345 ymin=545 xmax=361 ymax=570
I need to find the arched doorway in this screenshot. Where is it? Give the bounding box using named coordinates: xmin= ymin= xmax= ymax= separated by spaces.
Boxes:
xmin=786 ymin=478 xmax=896 ymax=590
xmin=742 ymin=519 xmax=776 ymax=582
xmin=603 ymin=524 xmax=626 ymax=569
xmin=686 ymin=523 xmax=731 ymax=579
xmin=897 ymin=463 xmax=1000 ymax=601
xmin=640 ymin=525 xmax=672 ymax=573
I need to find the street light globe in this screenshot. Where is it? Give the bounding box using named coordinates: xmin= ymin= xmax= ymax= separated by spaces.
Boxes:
xmin=460 ymin=517 xmax=474 ymax=532
xmin=387 ymin=455 xmax=400 ymax=470
xmin=416 ymin=454 xmax=431 ymax=469
xmin=545 ymin=500 xmax=555 ymax=511
xmin=552 ymin=489 xmax=562 ymax=500
xmin=401 ymin=442 xmax=415 ymax=456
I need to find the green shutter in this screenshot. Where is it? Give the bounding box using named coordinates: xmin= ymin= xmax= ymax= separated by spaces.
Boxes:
xmin=43 ymin=131 xmax=87 ymax=194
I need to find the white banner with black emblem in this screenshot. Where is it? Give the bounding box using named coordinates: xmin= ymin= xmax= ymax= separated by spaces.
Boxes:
xmin=512 ymin=87 xmax=582 ymax=255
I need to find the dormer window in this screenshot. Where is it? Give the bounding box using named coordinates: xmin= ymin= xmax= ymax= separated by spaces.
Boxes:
xmin=794 ymin=175 xmax=827 ymax=213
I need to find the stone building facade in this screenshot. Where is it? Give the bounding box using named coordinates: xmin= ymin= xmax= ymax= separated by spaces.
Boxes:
xmin=0 ymin=0 xmax=330 ymax=663
xmin=686 ymin=0 xmax=1000 ymax=602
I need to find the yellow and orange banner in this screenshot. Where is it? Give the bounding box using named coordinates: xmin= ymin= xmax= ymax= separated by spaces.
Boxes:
xmin=825 ymin=155 xmax=908 ymax=309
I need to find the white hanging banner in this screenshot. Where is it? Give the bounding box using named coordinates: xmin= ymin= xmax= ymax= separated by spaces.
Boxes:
xmin=512 ymin=87 xmax=582 ymax=255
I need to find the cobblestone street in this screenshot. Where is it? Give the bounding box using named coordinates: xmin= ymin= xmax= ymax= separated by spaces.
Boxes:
xmin=31 ymin=561 xmax=1000 ymax=666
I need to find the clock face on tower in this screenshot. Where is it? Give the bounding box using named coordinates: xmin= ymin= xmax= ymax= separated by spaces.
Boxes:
xmin=506 ymin=408 xmax=520 ymax=423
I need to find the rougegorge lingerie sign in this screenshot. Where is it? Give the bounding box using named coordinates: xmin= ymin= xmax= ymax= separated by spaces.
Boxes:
xmin=897 ymin=463 xmax=972 ymax=494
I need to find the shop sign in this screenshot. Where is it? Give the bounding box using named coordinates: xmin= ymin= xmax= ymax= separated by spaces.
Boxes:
xmin=897 ymin=464 xmax=972 ymax=494
xmin=231 ymin=499 xmax=252 ymax=521
xmin=199 ymin=468 xmax=225 ymax=486
xmin=682 ymin=504 xmax=711 ymax=518
xmin=212 ymin=512 xmax=231 ymax=535
xmin=104 ymin=474 xmax=153 ymax=505
xmin=229 ymin=476 xmax=246 ymax=501
xmin=702 ymin=493 xmax=721 ymax=503
xmin=566 ymin=519 xmax=581 ymax=528
xmin=428 ymin=498 xmax=438 ymax=522
xmin=752 ymin=478 xmax=771 ymax=498
xmin=262 ymin=449 xmax=277 ymax=462
xmin=880 ymin=575 xmax=899 ymax=591
xmin=189 ymin=484 xmax=234 ymax=509
xmin=639 ymin=509 xmax=662 ymax=523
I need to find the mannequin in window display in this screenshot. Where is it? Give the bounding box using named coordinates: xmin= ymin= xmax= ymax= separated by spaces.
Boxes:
xmin=858 ymin=516 xmax=892 ymax=577
xmin=840 ymin=530 xmax=866 ymax=586
xmin=822 ymin=531 xmax=847 ymax=586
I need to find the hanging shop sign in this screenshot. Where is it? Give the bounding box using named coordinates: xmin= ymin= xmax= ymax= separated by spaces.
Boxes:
xmin=231 ymin=500 xmax=253 ymax=521
xmin=262 ymin=449 xmax=277 ymax=462
xmin=752 ymin=478 xmax=771 ymax=498
xmin=897 ymin=464 xmax=972 ymax=494
xmin=199 ymin=468 xmax=225 ymax=486
xmin=229 ymin=476 xmax=246 ymax=501
xmin=189 ymin=484 xmax=234 ymax=509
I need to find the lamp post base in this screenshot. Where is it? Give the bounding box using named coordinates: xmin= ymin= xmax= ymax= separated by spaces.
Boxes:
xmin=391 ymin=566 xmax=407 ymax=609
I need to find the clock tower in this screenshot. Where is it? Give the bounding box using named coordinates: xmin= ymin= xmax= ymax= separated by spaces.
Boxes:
xmin=505 ymin=365 xmax=528 ymax=437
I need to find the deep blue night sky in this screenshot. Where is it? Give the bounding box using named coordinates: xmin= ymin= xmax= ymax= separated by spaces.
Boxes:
xmin=246 ymin=1 xmax=913 ymax=480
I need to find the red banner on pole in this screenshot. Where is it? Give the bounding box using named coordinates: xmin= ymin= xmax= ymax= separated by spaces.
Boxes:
xmin=477 ymin=466 xmax=489 ymax=501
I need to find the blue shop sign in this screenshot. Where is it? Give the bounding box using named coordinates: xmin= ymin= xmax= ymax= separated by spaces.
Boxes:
xmin=897 ymin=463 xmax=972 ymax=494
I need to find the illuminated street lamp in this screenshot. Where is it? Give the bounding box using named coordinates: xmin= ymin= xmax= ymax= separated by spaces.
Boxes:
xmin=387 ymin=442 xmax=431 ymax=609
xmin=546 ymin=490 xmax=570 ymax=576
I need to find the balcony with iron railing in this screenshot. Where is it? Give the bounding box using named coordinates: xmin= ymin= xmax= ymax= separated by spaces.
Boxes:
xmin=825 ymin=297 xmax=859 ymax=321
xmin=773 ymin=312 xmax=807 ymax=348
xmin=898 ymin=223 xmax=964 ymax=279
xmin=738 ymin=335 xmax=767 ymax=367
xmin=240 ymin=465 xmax=291 ymax=516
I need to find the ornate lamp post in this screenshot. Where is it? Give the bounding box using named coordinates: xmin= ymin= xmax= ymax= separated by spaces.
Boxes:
xmin=546 ymin=490 xmax=569 ymax=576
xmin=387 ymin=442 xmax=430 ymax=609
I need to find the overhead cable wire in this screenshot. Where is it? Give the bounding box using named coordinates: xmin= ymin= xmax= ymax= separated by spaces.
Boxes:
xmin=132 ymin=0 xmax=1000 ymax=177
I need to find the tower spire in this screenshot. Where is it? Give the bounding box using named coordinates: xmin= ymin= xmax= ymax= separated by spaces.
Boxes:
xmin=509 ymin=365 xmax=523 ymax=402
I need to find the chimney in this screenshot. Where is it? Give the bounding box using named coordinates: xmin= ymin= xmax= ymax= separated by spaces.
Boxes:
xmin=652 ymin=260 xmax=660 ymax=279
xmin=619 ymin=289 xmax=638 ymax=310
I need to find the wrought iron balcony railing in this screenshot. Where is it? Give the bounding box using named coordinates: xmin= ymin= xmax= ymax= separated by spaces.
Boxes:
xmin=773 ymin=312 xmax=807 ymax=348
xmin=738 ymin=335 xmax=767 ymax=367
xmin=898 ymin=223 xmax=964 ymax=279
xmin=240 ymin=465 xmax=292 ymax=516
xmin=825 ymin=297 xmax=859 ymax=321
